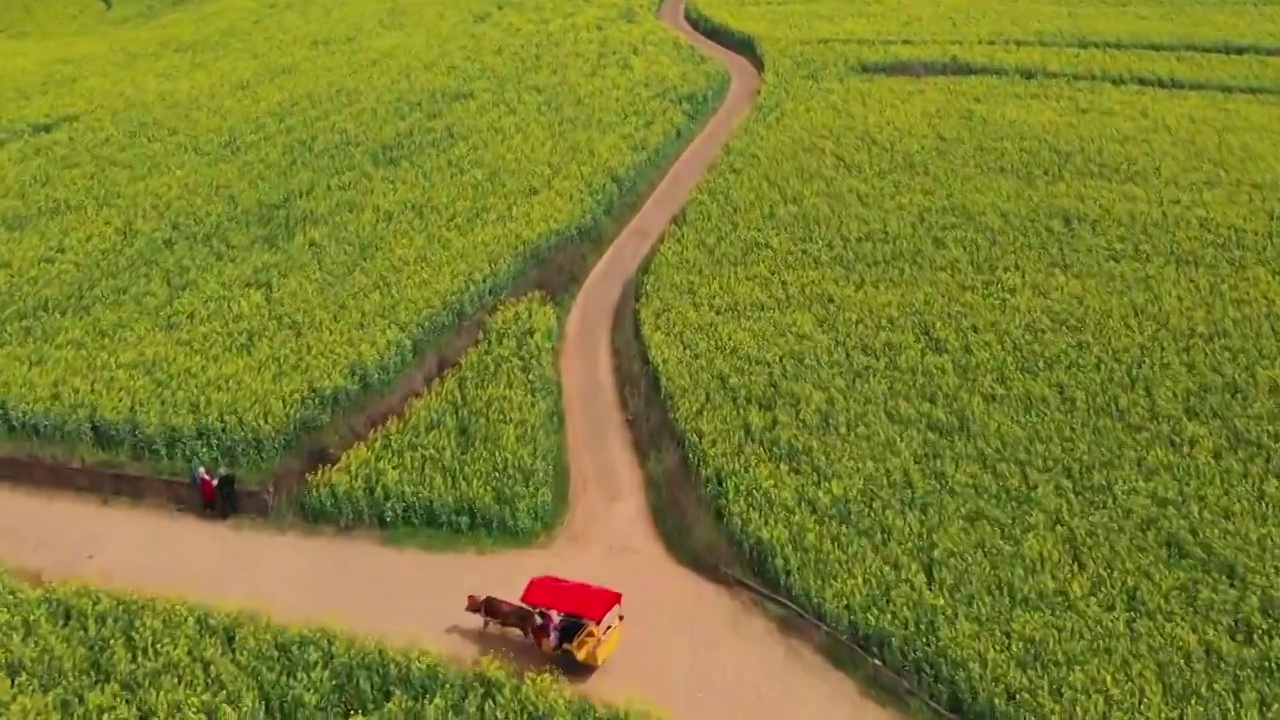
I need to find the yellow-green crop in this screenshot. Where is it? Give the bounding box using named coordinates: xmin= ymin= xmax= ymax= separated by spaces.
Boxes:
xmin=301 ymin=295 xmax=563 ymax=540
xmin=0 ymin=0 xmax=722 ymax=473
xmin=640 ymin=0 xmax=1280 ymax=717
xmin=0 ymin=569 xmax=642 ymax=718
xmin=708 ymin=0 xmax=1280 ymax=48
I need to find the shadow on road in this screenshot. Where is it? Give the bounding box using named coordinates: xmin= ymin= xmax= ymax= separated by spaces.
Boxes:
xmin=445 ymin=624 xmax=596 ymax=685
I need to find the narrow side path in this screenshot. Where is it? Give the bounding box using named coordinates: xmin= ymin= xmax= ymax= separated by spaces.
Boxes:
xmin=555 ymin=0 xmax=758 ymax=553
xmin=0 ymin=2 xmax=896 ymax=719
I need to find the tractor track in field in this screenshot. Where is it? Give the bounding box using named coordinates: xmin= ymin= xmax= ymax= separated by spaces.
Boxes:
xmin=0 ymin=2 xmax=897 ymax=718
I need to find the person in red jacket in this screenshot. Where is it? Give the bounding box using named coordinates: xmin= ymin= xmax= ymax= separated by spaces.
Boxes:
xmin=196 ymin=466 xmax=218 ymax=514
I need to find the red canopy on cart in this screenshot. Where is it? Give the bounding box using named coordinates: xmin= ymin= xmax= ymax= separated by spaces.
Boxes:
xmin=520 ymin=575 xmax=622 ymax=624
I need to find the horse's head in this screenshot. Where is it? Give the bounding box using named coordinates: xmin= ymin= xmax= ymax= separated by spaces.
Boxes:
xmin=464 ymin=595 xmax=485 ymax=613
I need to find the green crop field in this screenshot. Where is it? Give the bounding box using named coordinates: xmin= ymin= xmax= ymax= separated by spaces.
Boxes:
xmin=0 ymin=569 xmax=643 ymax=718
xmin=0 ymin=0 xmax=721 ymax=475
xmin=301 ymin=295 xmax=563 ymax=541
xmin=711 ymin=0 xmax=1280 ymax=48
xmin=640 ymin=0 xmax=1280 ymax=718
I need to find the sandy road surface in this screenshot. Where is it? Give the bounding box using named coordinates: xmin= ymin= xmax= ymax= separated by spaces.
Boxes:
xmin=0 ymin=2 xmax=896 ymax=719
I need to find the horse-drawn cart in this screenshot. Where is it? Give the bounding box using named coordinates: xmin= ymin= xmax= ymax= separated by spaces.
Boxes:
xmin=521 ymin=575 xmax=624 ymax=668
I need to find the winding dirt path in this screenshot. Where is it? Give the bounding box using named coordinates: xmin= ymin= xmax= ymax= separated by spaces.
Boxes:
xmin=0 ymin=2 xmax=895 ymax=719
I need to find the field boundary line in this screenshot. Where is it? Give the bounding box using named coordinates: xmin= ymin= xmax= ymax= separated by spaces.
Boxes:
xmin=851 ymin=58 xmax=1280 ymax=96
xmin=813 ymin=36 xmax=1280 ymax=58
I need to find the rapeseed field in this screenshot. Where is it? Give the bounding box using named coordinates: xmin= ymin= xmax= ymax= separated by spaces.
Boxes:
xmin=0 ymin=0 xmax=721 ymax=473
xmin=640 ymin=0 xmax=1280 ymax=716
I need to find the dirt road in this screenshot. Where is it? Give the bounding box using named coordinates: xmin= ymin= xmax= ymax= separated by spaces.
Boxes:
xmin=0 ymin=2 xmax=896 ymax=719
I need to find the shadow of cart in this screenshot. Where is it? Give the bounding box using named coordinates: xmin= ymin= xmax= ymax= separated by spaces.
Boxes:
xmin=445 ymin=624 xmax=596 ymax=685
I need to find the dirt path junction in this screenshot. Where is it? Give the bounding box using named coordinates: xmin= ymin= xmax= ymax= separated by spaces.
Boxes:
xmin=0 ymin=2 xmax=897 ymax=719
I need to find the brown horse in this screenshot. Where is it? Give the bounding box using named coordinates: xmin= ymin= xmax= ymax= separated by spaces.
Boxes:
xmin=465 ymin=595 xmax=537 ymax=639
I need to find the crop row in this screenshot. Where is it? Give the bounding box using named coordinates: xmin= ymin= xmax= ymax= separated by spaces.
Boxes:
xmin=301 ymin=295 xmax=563 ymax=541
xmin=0 ymin=0 xmax=723 ymax=474
xmin=837 ymin=44 xmax=1280 ymax=95
xmin=709 ymin=0 xmax=1280 ymax=49
xmin=0 ymin=569 xmax=642 ymax=718
xmin=641 ymin=1 xmax=1280 ymax=717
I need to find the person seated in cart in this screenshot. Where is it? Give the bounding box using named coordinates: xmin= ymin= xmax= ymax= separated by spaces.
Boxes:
xmin=534 ymin=609 xmax=562 ymax=652
xmin=520 ymin=575 xmax=624 ymax=667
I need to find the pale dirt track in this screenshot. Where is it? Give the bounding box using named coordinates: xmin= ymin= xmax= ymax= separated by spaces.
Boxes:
xmin=0 ymin=2 xmax=896 ymax=719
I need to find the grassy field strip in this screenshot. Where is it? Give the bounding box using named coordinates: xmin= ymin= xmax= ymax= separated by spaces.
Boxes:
xmin=834 ymin=43 xmax=1280 ymax=94
xmin=697 ymin=0 xmax=1280 ymax=48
